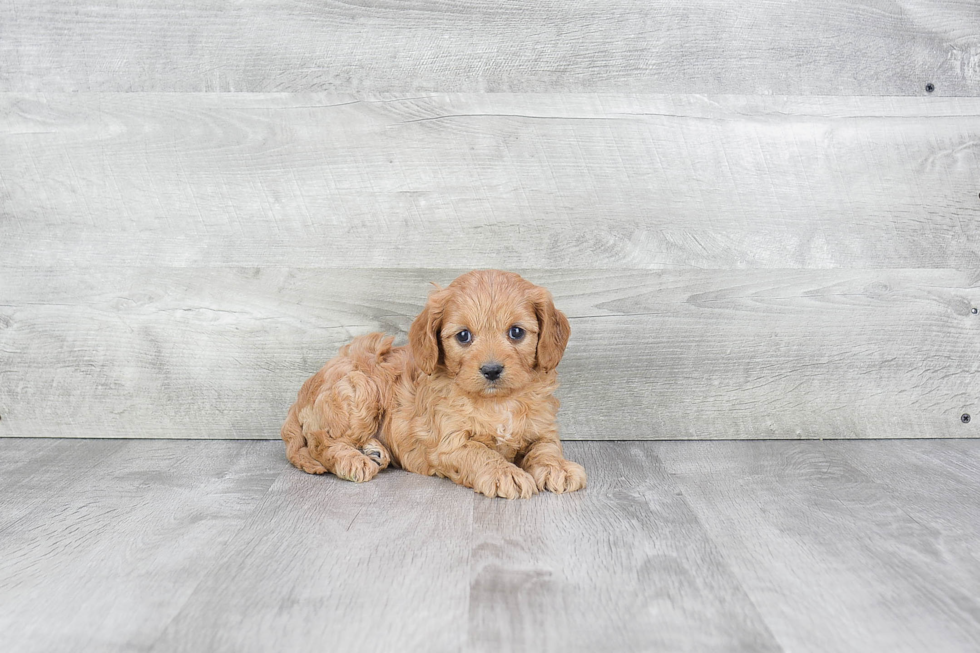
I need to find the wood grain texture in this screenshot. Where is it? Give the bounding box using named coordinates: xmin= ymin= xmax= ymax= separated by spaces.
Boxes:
xmin=0 ymin=439 xmax=128 ymax=530
xmin=2 ymin=93 xmax=979 ymax=270
xmin=656 ymin=440 xmax=980 ymax=653
xmin=2 ymin=268 xmax=977 ymax=440
xmin=468 ymin=442 xmax=781 ymax=652
xmin=150 ymin=448 xmax=475 ymax=653
xmin=822 ymin=439 xmax=980 ymax=609
xmin=1 ymin=1 xmax=978 ymax=94
xmin=0 ymin=437 xmax=58 ymax=490
xmin=0 ymin=439 xmax=281 ymax=653
xmin=4 ymin=440 xmax=980 ymax=652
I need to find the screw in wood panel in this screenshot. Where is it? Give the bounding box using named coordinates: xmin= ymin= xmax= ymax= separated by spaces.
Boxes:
xmin=963 ymin=414 xmax=972 ymax=424
xmin=925 ymin=83 xmax=935 ymax=93
xmin=974 ymin=308 xmax=979 ymax=315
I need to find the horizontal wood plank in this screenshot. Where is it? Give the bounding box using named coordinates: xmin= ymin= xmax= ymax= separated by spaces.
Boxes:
xmin=2 ymin=268 xmax=977 ymax=440
xmin=2 ymin=93 xmax=979 ymax=270
xmin=1 ymin=1 xmax=978 ymax=95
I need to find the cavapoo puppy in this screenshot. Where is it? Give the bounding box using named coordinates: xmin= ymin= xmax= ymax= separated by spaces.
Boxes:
xmin=281 ymin=269 xmax=586 ymax=499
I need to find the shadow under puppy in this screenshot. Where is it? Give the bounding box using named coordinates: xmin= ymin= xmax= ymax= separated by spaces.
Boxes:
xmin=281 ymin=269 xmax=586 ymax=499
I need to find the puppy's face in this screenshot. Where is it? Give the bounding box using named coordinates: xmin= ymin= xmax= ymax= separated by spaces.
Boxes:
xmin=439 ymin=280 xmax=540 ymax=397
xmin=409 ymin=270 xmax=570 ymax=398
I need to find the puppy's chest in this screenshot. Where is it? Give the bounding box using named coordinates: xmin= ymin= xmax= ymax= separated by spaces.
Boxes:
xmin=471 ymin=401 xmax=530 ymax=452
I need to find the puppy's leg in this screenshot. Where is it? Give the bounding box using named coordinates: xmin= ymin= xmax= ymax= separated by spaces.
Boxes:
xmin=301 ymin=369 xmax=390 ymax=482
xmin=307 ymin=432 xmax=385 ymax=483
xmin=282 ymin=405 xmax=327 ymax=474
xmin=434 ymin=441 xmax=537 ymax=499
xmin=520 ymin=439 xmax=587 ymax=494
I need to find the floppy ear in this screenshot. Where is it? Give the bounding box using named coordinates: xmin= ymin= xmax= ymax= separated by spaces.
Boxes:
xmin=409 ymin=286 xmax=450 ymax=375
xmin=532 ymin=287 xmax=570 ymax=372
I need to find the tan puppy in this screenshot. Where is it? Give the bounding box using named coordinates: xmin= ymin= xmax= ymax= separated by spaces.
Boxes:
xmin=281 ymin=270 xmax=586 ymax=499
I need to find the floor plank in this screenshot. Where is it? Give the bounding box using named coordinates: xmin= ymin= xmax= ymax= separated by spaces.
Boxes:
xmin=468 ymin=442 xmax=781 ymax=652
xmin=824 ymin=439 xmax=980 ymax=617
xmin=150 ymin=458 xmax=474 ymax=653
xmin=655 ymin=440 xmax=980 ymax=653
xmin=3 ymin=439 xmax=980 ymax=652
xmin=0 ymin=440 xmax=281 ymax=653
xmin=0 ymin=439 xmax=133 ymax=530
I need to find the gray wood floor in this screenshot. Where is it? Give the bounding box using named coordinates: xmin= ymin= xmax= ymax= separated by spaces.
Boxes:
xmin=2 ymin=439 xmax=978 ymax=653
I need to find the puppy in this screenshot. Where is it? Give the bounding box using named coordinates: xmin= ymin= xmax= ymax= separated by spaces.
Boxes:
xmin=281 ymin=270 xmax=586 ymax=499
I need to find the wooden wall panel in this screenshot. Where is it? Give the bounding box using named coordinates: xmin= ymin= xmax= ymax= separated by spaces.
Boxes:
xmin=3 ymin=5 xmax=978 ymax=441
xmin=1 ymin=1 xmax=978 ymax=95
xmin=2 ymin=268 xmax=977 ymax=439
xmin=3 ymin=93 xmax=979 ymax=270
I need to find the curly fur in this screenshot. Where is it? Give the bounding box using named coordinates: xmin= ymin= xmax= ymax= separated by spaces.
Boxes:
xmin=281 ymin=270 xmax=586 ymax=499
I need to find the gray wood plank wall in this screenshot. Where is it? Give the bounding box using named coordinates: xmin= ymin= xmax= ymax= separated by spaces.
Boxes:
xmin=2 ymin=1 xmax=979 ymax=94
xmin=1 ymin=2 xmax=978 ymax=440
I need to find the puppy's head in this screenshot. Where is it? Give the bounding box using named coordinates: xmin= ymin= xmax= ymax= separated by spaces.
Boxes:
xmin=409 ymin=270 xmax=570 ymax=397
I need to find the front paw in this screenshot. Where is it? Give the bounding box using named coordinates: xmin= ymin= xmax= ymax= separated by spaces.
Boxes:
xmin=526 ymin=459 xmax=587 ymax=494
xmin=473 ymin=464 xmax=538 ymax=500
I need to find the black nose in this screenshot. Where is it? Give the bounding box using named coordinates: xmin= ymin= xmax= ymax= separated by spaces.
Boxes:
xmin=480 ymin=363 xmax=504 ymax=381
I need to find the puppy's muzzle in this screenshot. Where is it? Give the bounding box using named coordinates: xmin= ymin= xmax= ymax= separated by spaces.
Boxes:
xmin=480 ymin=362 xmax=504 ymax=382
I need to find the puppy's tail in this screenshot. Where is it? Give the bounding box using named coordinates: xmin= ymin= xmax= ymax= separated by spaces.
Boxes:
xmin=281 ymin=404 xmax=327 ymax=474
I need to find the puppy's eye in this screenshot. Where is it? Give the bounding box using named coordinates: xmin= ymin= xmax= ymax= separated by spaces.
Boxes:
xmin=508 ymin=326 xmax=525 ymax=341
xmin=456 ymin=329 xmax=472 ymax=345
